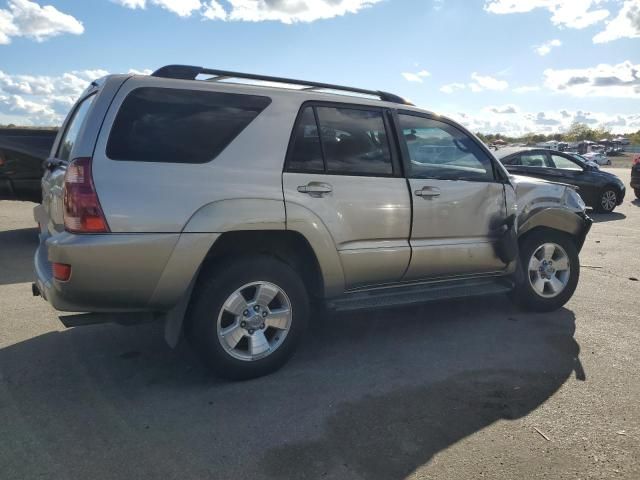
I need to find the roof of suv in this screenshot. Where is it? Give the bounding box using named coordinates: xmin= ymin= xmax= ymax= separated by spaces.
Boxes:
xmin=151 ymin=64 xmax=413 ymax=106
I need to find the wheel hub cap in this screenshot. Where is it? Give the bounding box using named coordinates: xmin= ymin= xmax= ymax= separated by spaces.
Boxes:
xmin=528 ymin=243 xmax=571 ymax=298
xmin=217 ymin=281 xmax=292 ymax=362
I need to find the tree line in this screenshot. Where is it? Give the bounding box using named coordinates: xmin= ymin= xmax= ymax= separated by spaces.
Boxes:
xmin=475 ymin=122 xmax=640 ymax=145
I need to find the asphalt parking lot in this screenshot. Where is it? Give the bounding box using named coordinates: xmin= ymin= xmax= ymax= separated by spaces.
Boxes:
xmin=1 ymin=169 xmax=638 ymax=480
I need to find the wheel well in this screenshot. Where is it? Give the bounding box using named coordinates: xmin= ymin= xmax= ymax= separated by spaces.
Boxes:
xmin=518 ymin=226 xmax=578 ymax=250
xmin=197 ymin=230 xmax=324 ymax=299
xmin=602 ymin=183 xmax=622 ymax=195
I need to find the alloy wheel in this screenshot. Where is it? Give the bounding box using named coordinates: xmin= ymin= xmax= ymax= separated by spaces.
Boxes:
xmin=600 ymin=190 xmax=617 ymax=212
xmin=528 ymin=243 xmax=571 ymax=298
xmin=217 ymin=281 xmax=292 ymax=361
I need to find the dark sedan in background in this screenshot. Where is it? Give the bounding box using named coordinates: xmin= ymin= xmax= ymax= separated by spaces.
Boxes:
xmin=0 ymin=128 xmax=57 ymax=203
xmin=496 ymin=147 xmax=626 ymax=213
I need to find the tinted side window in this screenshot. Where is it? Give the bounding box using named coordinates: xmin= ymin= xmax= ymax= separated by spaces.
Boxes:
xmin=551 ymin=154 xmax=582 ymax=170
xmin=500 ymin=155 xmax=518 ymax=165
xmin=288 ymin=107 xmax=324 ymax=172
xmin=398 ymin=114 xmax=494 ymax=181
xmin=519 ymin=153 xmax=549 ymax=167
xmin=58 ymin=94 xmax=96 ymax=161
xmin=316 ymin=107 xmax=392 ymax=175
xmin=107 ymin=88 xmax=271 ymax=163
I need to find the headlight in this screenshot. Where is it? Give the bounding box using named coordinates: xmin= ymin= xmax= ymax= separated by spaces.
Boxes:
xmin=564 ymin=188 xmax=586 ymax=211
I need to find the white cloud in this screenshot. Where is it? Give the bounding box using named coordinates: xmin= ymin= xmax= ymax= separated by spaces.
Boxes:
xmin=112 ymin=0 xmax=202 ymax=17
xmin=469 ymin=72 xmax=509 ymax=91
xmin=544 ymin=61 xmax=640 ymax=98
xmin=513 ymin=85 xmax=540 ymax=93
xmin=0 ymin=0 xmax=83 ymax=44
xmin=440 ymin=82 xmax=466 ymax=94
xmin=593 ymin=0 xmax=640 ymax=43
xmin=484 ymin=0 xmax=610 ymax=29
xmin=0 ymin=68 xmax=146 ymax=125
xmin=401 ymin=70 xmax=431 ymax=83
xmin=485 ymin=104 xmax=519 ymax=114
xmin=202 ymin=0 xmax=226 ymax=19
xmin=128 ymin=68 xmax=153 ymax=75
xmin=447 ymin=108 xmax=640 ymax=136
xmin=225 ymin=0 xmax=381 ymax=23
xmin=535 ymin=38 xmax=561 ymax=56
xmin=113 ymin=0 xmax=382 ymax=23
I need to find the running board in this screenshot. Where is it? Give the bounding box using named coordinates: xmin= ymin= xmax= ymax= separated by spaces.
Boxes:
xmin=326 ymin=277 xmax=513 ymax=312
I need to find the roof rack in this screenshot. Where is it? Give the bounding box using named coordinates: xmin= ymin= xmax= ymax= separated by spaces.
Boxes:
xmin=151 ymin=65 xmax=413 ymax=105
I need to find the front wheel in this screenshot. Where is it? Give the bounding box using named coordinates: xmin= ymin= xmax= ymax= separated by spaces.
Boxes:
xmin=595 ymin=188 xmax=618 ymax=213
xmin=187 ymin=255 xmax=309 ymax=380
xmin=513 ymin=230 xmax=580 ymax=312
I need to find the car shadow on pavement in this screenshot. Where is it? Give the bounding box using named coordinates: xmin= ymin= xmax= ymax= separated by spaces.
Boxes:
xmin=589 ymin=211 xmax=626 ymax=223
xmin=0 ymin=296 xmax=584 ymax=480
xmin=0 ymin=227 xmax=38 ymax=286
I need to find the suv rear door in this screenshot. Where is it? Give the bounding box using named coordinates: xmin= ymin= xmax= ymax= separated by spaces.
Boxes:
xmin=283 ymin=103 xmax=411 ymax=290
xmin=396 ymin=112 xmax=508 ymax=280
xmin=38 ymin=76 xmax=129 ymax=234
xmin=40 ymin=92 xmax=98 ymax=233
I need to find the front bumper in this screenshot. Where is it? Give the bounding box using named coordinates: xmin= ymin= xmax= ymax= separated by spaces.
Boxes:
xmin=575 ymin=212 xmax=593 ymax=252
xmin=618 ymin=185 xmax=626 ymax=205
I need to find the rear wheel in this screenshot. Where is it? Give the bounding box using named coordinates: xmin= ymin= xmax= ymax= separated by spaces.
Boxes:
xmin=187 ymin=255 xmax=309 ymax=380
xmin=513 ymin=230 xmax=579 ymax=312
xmin=635 ymin=188 xmax=640 ymax=199
xmin=595 ymin=188 xmax=618 ymax=213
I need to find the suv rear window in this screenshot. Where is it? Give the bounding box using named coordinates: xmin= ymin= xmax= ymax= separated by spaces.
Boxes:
xmin=106 ymin=87 xmax=271 ymax=163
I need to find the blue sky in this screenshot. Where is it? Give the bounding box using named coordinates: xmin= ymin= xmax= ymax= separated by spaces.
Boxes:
xmin=0 ymin=0 xmax=639 ymax=135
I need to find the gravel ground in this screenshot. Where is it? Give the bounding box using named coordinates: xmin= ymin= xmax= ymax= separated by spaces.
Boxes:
xmin=0 ymin=169 xmax=638 ymax=480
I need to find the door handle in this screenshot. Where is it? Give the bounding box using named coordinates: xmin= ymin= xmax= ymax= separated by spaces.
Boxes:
xmin=415 ymin=186 xmax=441 ymax=198
xmin=297 ymin=182 xmax=333 ymax=196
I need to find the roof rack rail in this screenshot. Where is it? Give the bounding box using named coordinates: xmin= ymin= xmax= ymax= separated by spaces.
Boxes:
xmin=151 ymin=64 xmax=413 ymax=105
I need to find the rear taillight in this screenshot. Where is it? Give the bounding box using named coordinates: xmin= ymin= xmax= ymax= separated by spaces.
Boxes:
xmin=633 ymin=156 xmax=640 ymax=165
xmin=63 ymin=157 xmax=109 ymax=233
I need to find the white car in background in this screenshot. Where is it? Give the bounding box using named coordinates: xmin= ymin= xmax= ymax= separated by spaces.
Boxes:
xmin=582 ymin=151 xmax=611 ymax=166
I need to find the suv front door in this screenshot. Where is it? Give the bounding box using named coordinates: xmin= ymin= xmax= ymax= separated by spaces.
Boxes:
xmin=396 ymin=112 xmax=508 ymax=280
xmin=283 ymin=104 xmax=411 ymax=290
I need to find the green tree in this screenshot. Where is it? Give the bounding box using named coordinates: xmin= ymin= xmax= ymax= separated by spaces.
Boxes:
xmin=565 ymin=122 xmax=594 ymax=142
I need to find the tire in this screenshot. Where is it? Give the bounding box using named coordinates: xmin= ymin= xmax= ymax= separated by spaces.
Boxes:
xmin=635 ymin=188 xmax=640 ymax=200
xmin=512 ymin=230 xmax=580 ymax=312
xmin=186 ymin=255 xmax=309 ymax=380
xmin=595 ymin=187 xmax=618 ymax=213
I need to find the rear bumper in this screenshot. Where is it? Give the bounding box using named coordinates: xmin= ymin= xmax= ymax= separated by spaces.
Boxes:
xmin=33 ymin=226 xmax=219 ymax=314
xmin=34 ymin=231 xmax=180 ymax=312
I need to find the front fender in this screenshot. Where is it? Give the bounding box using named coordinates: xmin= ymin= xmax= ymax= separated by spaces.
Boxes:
xmin=519 ymin=207 xmax=592 ymax=251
